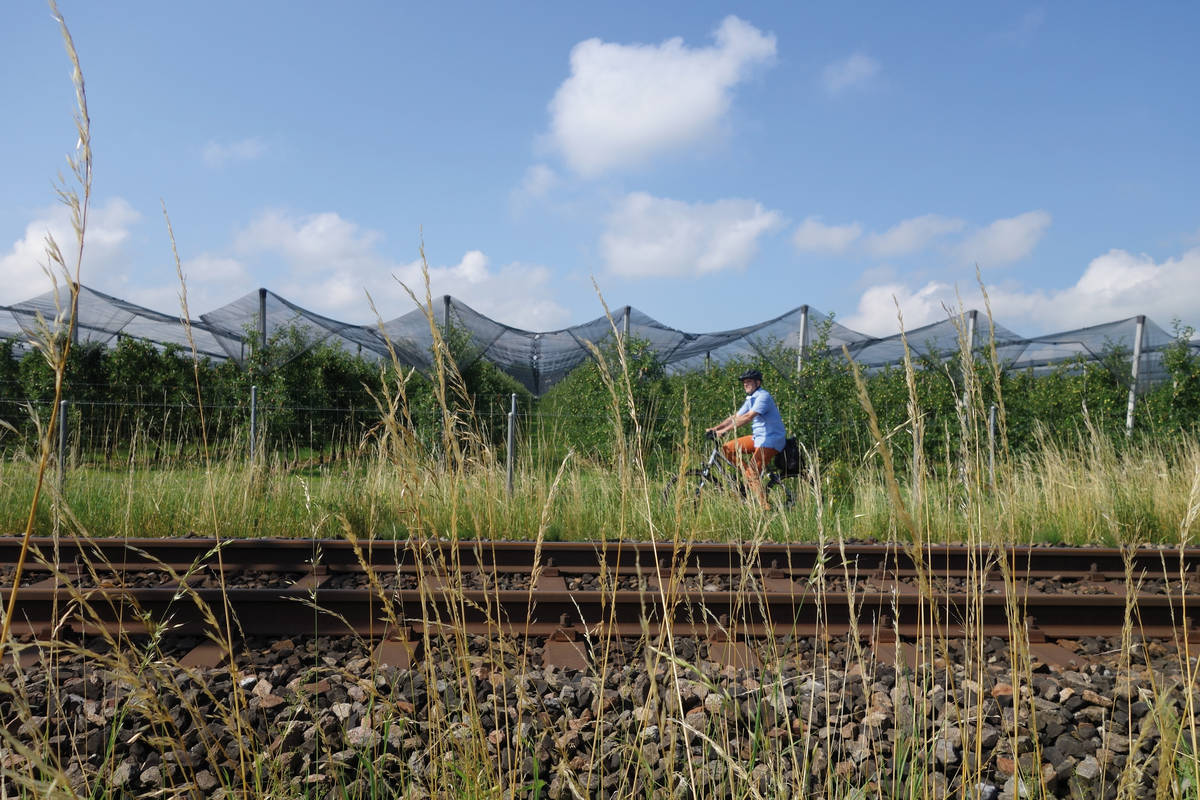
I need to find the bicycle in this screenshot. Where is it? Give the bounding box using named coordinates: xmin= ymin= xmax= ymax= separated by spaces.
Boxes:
xmin=662 ymin=431 xmax=796 ymax=510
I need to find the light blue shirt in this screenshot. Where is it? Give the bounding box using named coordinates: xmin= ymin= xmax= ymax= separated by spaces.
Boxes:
xmin=738 ymin=387 xmax=786 ymax=451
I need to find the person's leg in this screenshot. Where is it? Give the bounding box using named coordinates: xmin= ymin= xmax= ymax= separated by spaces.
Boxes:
xmin=722 ymin=435 xmax=757 ymax=463
xmin=744 ymin=446 xmax=779 ymax=509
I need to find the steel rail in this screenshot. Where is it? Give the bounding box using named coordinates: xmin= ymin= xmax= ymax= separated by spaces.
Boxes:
xmin=1 ymin=537 xmax=1196 ymax=581
xmin=2 ymin=582 xmax=1196 ymax=640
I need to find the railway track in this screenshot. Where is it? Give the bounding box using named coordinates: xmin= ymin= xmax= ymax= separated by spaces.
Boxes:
xmin=3 ymin=536 xmax=1198 ymax=670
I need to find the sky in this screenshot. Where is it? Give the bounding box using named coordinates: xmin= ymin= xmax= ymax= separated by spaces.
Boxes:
xmin=2 ymin=2 xmax=1199 ymax=339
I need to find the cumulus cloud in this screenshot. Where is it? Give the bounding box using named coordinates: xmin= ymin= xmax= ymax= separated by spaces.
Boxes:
xmin=510 ymin=164 xmax=561 ymax=214
xmin=202 ymin=137 xmax=266 ymax=168
xmin=822 ymin=52 xmax=880 ymax=94
xmin=235 ymin=210 xmax=383 ymax=275
xmin=0 ymin=198 xmax=141 ymax=304
xmin=955 ymin=210 xmax=1051 ymax=266
xmin=793 ymin=216 xmax=863 ymax=253
xmin=865 ymin=214 xmax=965 ymax=257
xmin=601 ymin=192 xmax=783 ymax=278
xmin=547 ymin=16 xmax=776 ymax=176
xmin=233 ymin=210 xmax=569 ymax=329
xmin=517 ymin=164 xmax=559 ymax=200
xmin=845 ymin=246 xmax=1200 ymax=336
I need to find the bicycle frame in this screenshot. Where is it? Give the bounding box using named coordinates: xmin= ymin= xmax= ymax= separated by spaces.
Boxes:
xmin=698 ymin=434 xmax=787 ymax=496
xmin=693 ymin=440 xmax=749 ymax=495
xmin=664 ymin=433 xmax=795 ymax=509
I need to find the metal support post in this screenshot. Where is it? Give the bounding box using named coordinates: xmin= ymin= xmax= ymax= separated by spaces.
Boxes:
xmin=57 ymin=399 xmax=68 ymax=490
xmin=622 ymin=305 xmax=631 ymax=342
xmin=249 ymin=385 xmax=258 ymax=464
xmin=961 ymin=310 xmax=978 ymax=409
xmin=1125 ymin=315 xmax=1145 ymax=438
xmin=506 ymin=393 xmax=517 ymax=497
xmin=797 ymin=305 xmax=810 ymax=374
xmin=443 ymin=295 xmax=452 ymax=337
xmin=988 ymin=404 xmax=997 ymax=489
xmin=258 ymin=288 xmax=267 ymax=352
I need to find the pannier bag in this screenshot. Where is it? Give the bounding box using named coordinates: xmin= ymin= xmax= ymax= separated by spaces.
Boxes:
xmin=773 ymin=437 xmax=803 ymax=477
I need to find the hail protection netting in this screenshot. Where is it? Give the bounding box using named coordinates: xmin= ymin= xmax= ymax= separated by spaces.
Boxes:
xmin=0 ymin=284 xmax=233 ymax=360
xmin=2 ymin=284 xmax=1198 ymax=396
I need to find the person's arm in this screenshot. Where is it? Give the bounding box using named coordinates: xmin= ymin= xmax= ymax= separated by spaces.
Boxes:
xmin=707 ymin=408 xmax=759 ymax=436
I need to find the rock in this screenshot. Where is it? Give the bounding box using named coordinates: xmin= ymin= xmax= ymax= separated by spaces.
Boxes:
xmin=108 ymin=760 xmax=133 ymax=787
xmin=139 ymin=765 xmax=162 ymax=787
xmin=347 ymin=726 xmax=381 ymax=749
xmin=933 ymin=736 xmax=959 ymax=768
xmin=1076 ymin=755 xmax=1102 ymax=781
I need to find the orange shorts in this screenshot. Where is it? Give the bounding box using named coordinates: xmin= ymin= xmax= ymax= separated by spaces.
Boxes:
xmin=722 ymin=436 xmax=778 ymax=477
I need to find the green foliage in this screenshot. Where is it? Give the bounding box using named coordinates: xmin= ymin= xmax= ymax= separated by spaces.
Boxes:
xmin=537 ymin=334 xmax=672 ymax=465
xmin=1 ymin=319 xmax=1198 ymax=473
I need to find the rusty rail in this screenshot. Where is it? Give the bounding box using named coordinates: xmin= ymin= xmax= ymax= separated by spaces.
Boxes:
xmin=3 ymin=537 xmax=1198 ymax=670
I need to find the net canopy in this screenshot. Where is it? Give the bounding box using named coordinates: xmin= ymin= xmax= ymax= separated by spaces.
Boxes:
xmin=2 ymin=284 xmax=1197 ymax=396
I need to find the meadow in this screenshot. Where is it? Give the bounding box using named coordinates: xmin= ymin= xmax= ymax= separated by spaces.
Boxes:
xmin=3 ymin=6 xmax=1200 ymax=797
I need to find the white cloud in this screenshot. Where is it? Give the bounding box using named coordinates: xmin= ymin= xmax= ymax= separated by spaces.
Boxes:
xmin=516 ymin=164 xmax=559 ymax=200
xmin=793 ymin=216 xmax=863 ymax=253
xmin=601 ymin=191 xmax=783 ymax=278
xmin=232 ymin=209 xmax=569 ymax=329
xmin=510 ymin=164 xmax=561 ymax=214
xmin=121 ymin=255 xmax=252 ymax=317
xmin=235 ymin=210 xmax=383 ymax=274
xmin=0 ymin=198 xmax=141 ymax=304
xmin=865 ymin=214 xmax=965 ymax=257
xmin=846 ymin=246 xmax=1200 ymax=336
xmin=547 ymin=16 xmax=776 ymax=176
xmin=955 ymin=210 xmax=1051 ymax=266
xmin=845 ymin=280 xmax=956 ymax=335
xmin=822 ymin=52 xmax=880 ymax=95
xmin=202 ymin=137 xmax=266 ymax=168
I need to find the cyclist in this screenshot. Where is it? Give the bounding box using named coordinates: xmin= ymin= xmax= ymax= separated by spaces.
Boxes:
xmin=706 ymin=368 xmax=787 ymax=510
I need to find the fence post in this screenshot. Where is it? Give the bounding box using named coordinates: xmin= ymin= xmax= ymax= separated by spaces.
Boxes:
xmin=960 ymin=310 xmax=978 ymax=409
xmin=797 ymin=305 xmax=810 ymax=375
xmin=506 ymin=393 xmax=517 ymax=497
xmin=258 ymin=288 xmax=268 ymax=352
xmin=57 ymin=399 xmax=68 ymax=490
xmin=988 ymin=404 xmax=997 ymax=489
xmin=249 ymin=384 xmax=258 ymax=464
xmin=1125 ymin=315 xmax=1146 ymax=438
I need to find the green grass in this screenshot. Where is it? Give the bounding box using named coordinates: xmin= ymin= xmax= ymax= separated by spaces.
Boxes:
xmin=3 ymin=430 xmax=1197 ymax=546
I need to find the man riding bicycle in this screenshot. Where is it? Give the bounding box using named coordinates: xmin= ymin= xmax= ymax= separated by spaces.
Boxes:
xmin=706 ymin=369 xmax=786 ymax=510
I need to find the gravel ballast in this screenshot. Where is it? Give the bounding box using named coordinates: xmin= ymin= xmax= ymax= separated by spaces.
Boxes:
xmin=1 ymin=632 xmax=1196 ymax=799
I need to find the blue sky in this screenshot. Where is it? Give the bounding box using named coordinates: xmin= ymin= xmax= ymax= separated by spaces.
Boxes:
xmin=3 ymin=2 xmax=1198 ymax=337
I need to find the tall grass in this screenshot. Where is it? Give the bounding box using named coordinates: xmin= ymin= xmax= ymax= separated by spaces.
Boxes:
xmin=4 ymin=430 xmax=1198 ymax=545
xmin=5 ymin=7 xmax=1200 ymax=799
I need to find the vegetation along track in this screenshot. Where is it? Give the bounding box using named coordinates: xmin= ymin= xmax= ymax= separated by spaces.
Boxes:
xmin=3 ymin=537 xmax=1198 ymax=672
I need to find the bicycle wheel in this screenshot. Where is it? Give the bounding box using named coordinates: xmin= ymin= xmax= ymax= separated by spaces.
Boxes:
xmin=762 ymin=471 xmax=795 ymax=510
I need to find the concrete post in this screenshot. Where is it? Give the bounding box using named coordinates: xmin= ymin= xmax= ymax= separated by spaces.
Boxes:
xmin=506 ymin=393 xmax=517 ymax=497
xmin=797 ymin=305 xmax=810 ymax=374
xmin=249 ymin=384 xmax=258 ymax=464
xmin=57 ymin=399 xmax=68 ymax=490
xmin=1125 ymin=315 xmax=1146 ymax=438
xmin=988 ymin=404 xmax=997 ymax=489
